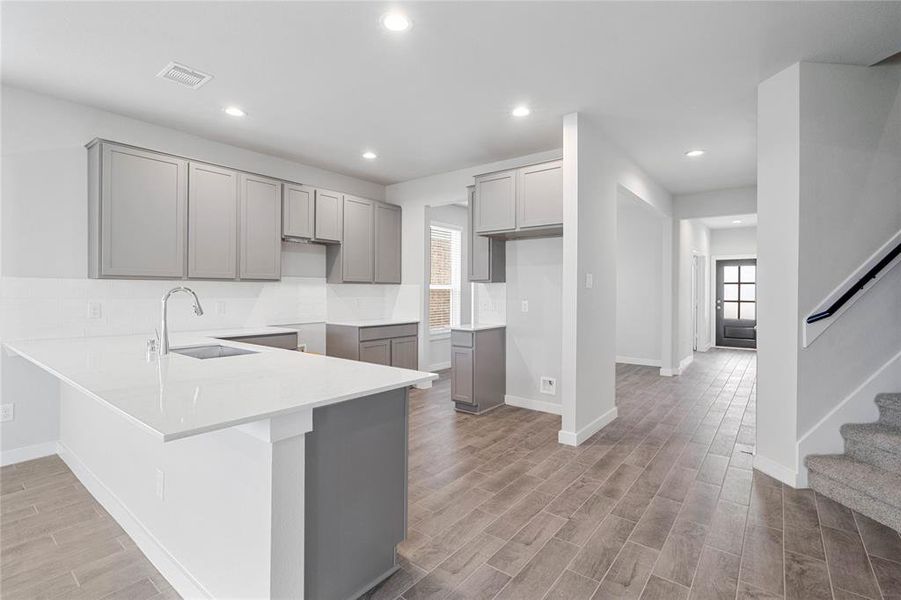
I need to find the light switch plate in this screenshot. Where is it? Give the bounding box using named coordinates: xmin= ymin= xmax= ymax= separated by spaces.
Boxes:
xmin=0 ymin=404 xmax=14 ymax=422
xmin=88 ymin=302 xmax=103 ymax=319
xmin=521 ymin=300 xmax=529 ymax=313
xmin=585 ymin=273 xmax=593 ymax=289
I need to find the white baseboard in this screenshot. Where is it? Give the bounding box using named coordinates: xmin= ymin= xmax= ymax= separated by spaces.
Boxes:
xmin=504 ymin=394 xmax=562 ymax=415
xmin=558 ymin=405 xmax=618 ymax=447
xmin=57 ymin=442 xmax=211 ymax=599
xmin=615 ymin=356 xmax=661 ymax=368
xmin=753 ymin=453 xmax=801 ymax=488
xmin=660 ymin=354 xmax=695 ymax=377
xmin=1 ymin=441 xmax=59 ymax=466
xmin=427 ymin=361 xmax=451 ymax=372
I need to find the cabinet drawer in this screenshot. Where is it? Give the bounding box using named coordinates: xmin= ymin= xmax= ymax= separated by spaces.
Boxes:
xmin=359 ymin=323 xmax=418 ymax=341
xmin=220 ymin=332 xmax=298 ymax=350
xmin=450 ymin=330 xmax=473 ymax=348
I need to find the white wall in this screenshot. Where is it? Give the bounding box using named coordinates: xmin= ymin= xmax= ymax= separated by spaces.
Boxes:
xmin=505 ymin=237 xmax=563 ymax=406
xmin=616 ymin=189 xmax=665 ymax=366
xmin=710 ymin=226 xmax=757 ymax=257
xmin=756 ymin=62 xmax=901 ymax=486
xmin=561 ymin=113 xmax=674 ymax=445
xmin=0 ymin=85 xmax=393 ymax=456
xmin=674 ymin=186 xmax=757 ymax=219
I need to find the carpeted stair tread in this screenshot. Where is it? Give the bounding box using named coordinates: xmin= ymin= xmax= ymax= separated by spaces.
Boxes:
xmin=841 ymin=422 xmax=901 ymax=453
xmin=805 ymin=454 xmax=901 ymax=511
xmin=876 ymin=393 xmax=901 ymax=427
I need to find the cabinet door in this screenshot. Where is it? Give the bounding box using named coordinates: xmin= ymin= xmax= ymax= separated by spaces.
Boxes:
xmin=451 ymin=346 xmax=474 ymax=404
xmin=359 ymin=339 xmax=391 ymax=366
xmin=188 ymin=162 xmax=237 ymax=279
xmin=517 ymin=160 xmax=563 ymax=229
xmin=314 ymin=189 xmax=343 ymax=243
xmin=474 ymin=169 xmax=516 ymax=233
xmin=283 ymin=183 xmax=314 ymax=239
xmin=390 ymin=336 xmax=418 ymax=370
xmin=100 ymin=144 xmax=187 ymax=277
xmin=468 ymin=186 xmax=490 ymax=282
xmin=374 ymin=203 xmax=402 ymax=284
xmin=239 ymin=173 xmax=282 ymax=280
xmin=341 ymin=195 xmax=374 ymax=282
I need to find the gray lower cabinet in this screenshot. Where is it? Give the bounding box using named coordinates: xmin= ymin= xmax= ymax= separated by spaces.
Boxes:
xmin=450 ymin=327 xmax=505 ymax=414
xmin=473 ymin=159 xmax=563 ymax=239
xmin=313 ymin=188 xmax=343 ymax=243
xmin=327 ymin=196 xmax=403 ymax=284
xmin=88 ymin=140 xmax=188 ymax=278
xmin=239 ymin=173 xmax=282 ymax=280
xmin=188 ymin=162 xmax=238 ymax=279
xmin=467 ymin=186 xmax=505 ymax=282
xmin=327 ymin=323 xmax=419 ymax=370
xmin=282 ymin=183 xmax=314 ymax=240
xmin=375 ymin=203 xmax=402 ymax=283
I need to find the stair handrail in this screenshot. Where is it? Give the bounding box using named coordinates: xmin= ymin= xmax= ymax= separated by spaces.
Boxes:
xmin=806 ymin=237 xmax=901 ymax=324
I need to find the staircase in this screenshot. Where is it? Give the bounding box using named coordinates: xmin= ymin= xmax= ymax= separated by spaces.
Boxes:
xmin=806 ymin=393 xmax=901 ymax=532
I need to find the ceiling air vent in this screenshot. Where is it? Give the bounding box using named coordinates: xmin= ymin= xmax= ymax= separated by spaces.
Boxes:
xmin=156 ymin=62 xmax=213 ymax=89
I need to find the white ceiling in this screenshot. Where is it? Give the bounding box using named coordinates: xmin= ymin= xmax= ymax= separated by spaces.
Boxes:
xmin=700 ymin=214 xmax=758 ymax=230
xmin=2 ymin=2 xmax=899 ymax=193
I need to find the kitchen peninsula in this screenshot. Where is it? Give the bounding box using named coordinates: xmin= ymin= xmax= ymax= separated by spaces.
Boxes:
xmin=4 ymin=328 xmax=437 ymax=600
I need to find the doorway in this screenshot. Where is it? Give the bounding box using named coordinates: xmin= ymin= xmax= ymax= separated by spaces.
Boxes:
xmin=715 ymin=258 xmax=757 ymax=348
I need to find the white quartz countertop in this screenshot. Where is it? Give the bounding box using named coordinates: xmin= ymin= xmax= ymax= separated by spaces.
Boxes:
xmin=326 ymin=319 xmax=419 ymax=328
xmin=4 ymin=328 xmax=437 ymax=442
xmin=451 ymin=324 xmax=506 ymax=332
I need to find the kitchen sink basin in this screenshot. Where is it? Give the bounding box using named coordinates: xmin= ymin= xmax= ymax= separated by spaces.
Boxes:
xmin=171 ymin=345 xmax=258 ymax=359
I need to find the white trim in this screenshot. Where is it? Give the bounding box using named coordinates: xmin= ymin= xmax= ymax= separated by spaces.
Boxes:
xmin=505 ymin=394 xmax=562 ymax=415
xmin=0 ymin=441 xmax=59 ymax=466
xmin=753 ymin=453 xmax=801 ymax=488
xmin=659 ymin=353 xmax=695 ymax=377
xmin=615 ymin=356 xmax=662 ymax=368
xmin=802 ymin=228 xmax=901 ymax=348
xmin=427 ymin=361 xmax=451 ymax=372
xmin=558 ymin=405 xmax=618 ymax=446
xmin=57 ymin=442 xmax=211 ymax=599
xmin=429 ymin=330 xmax=451 ymax=340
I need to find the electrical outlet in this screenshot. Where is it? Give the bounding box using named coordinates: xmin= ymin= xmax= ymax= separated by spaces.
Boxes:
xmin=585 ymin=273 xmax=594 ymax=289
xmin=216 ymin=301 xmax=227 ymax=315
xmin=297 ymin=343 xmax=307 ymax=352
xmin=521 ymin=300 xmax=529 ymax=313
xmin=155 ymin=468 xmax=165 ymax=501
xmin=0 ymin=404 xmax=14 ymax=422
xmin=540 ymin=377 xmax=557 ymax=396
xmin=88 ymin=302 xmax=103 ymax=319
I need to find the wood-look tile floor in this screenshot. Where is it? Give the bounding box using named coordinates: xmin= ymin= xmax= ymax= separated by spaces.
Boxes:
xmin=0 ymin=455 xmax=180 ymax=600
xmin=371 ymin=349 xmax=901 ymax=600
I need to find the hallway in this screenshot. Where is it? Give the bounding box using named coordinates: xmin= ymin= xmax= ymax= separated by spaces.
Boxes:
xmin=377 ymin=349 xmax=901 ymax=600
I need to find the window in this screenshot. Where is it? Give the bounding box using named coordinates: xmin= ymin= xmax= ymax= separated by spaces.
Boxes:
xmin=429 ymin=224 xmax=462 ymax=332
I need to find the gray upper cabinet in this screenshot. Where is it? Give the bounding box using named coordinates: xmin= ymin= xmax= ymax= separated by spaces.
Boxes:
xmin=89 ymin=141 xmax=188 ymax=278
xmin=327 ymin=196 xmax=402 ymax=284
xmin=517 ymin=160 xmax=563 ymax=229
xmin=188 ymin=162 xmax=238 ymax=279
xmin=468 ymin=186 xmax=505 ymax=283
xmin=474 ymin=169 xmax=516 ymax=233
xmin=472 ymin=159 xmax=563 ymax=239
xmin=374 ymin=203 xmax=402 ymax=284
xmin=283 ymin=183 xmax=314 ymax=240
xmin=314 ymin=189 xmax=343 ymax=243
xmin=239 ymin=173 xmax=282 ymax=280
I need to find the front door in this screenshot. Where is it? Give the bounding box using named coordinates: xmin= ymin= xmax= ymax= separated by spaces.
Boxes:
xmin=715 ymin=259 xmax=757 ymax=348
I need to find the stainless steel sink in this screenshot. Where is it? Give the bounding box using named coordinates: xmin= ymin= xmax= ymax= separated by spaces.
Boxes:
xmin=170 ymin=345 xmax=258 ymax=359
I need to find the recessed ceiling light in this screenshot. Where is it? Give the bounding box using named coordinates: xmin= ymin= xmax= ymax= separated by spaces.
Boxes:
xmin=362 ymin=151 xmax=377 ymax=160
xmin=512 ymin=105 xmax=531 ymax=117
xmin=381 ymin=12 xmax=411 ymax=32
xmin=732 ymin=219 xmax=743 ymax=224
xmin=685 ymin=149 xmax=705 ymax=158
xmin=224 ymin=106 xmax=246 ymax=117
